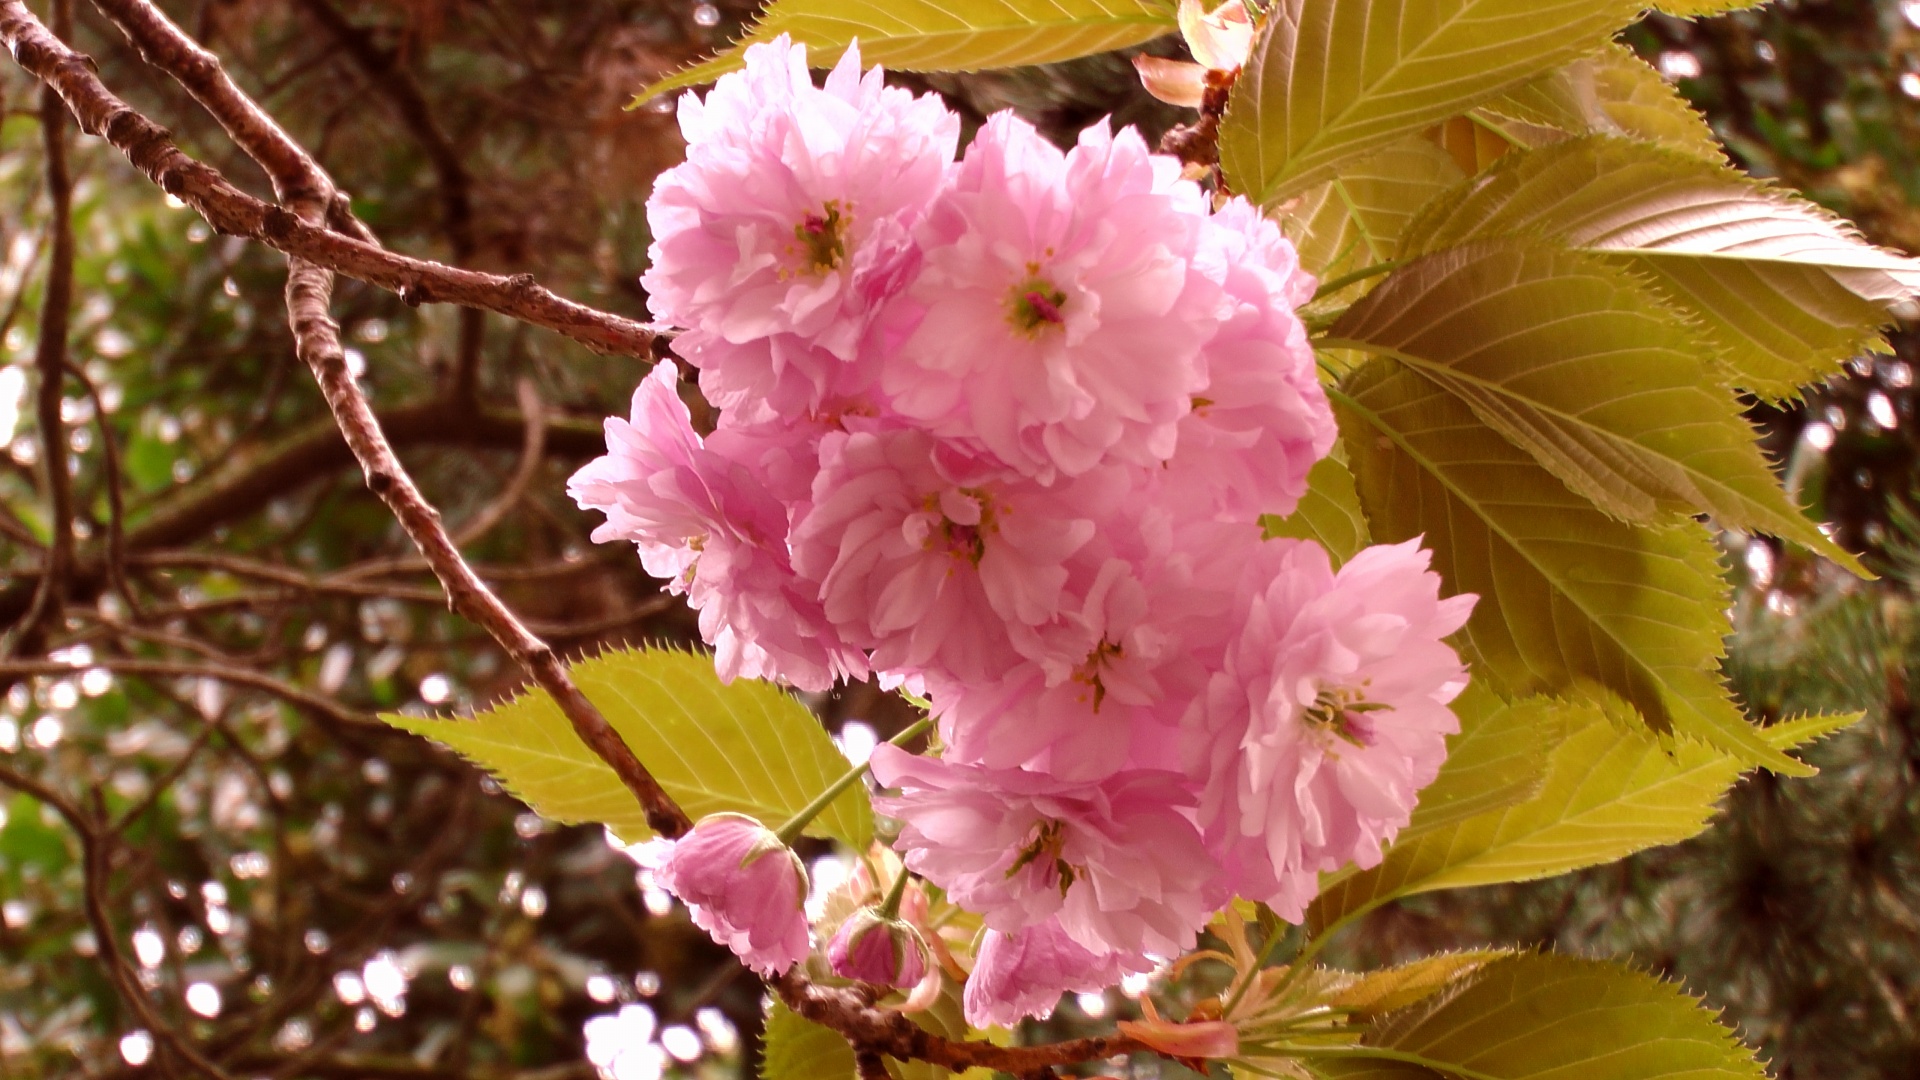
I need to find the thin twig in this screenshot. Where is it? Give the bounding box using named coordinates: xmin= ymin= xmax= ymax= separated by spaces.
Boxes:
xmin=0 ymin=764 xmax=241 ymax=1080
xmin=10 ymin=0 xmax=78 ymax=656
xmin=1 ymin=1 xmax=656 ymax=357
xmin=776 ymin=971 xmax=1146 ymax=1074
xmin=86 ymin=0 xmax=371 ymax=240
xmin=62 ymin=359 xmax=140 ymax=616
xmin=283 ymin=254 xmax=690 ymax=836
xmin=0 ymin=5 xmax=1182 ymax=1073
xmin=0 ymin=657 xmax=375 ymax=730
xmin=334 ymin=378 xmax=548 ymax=581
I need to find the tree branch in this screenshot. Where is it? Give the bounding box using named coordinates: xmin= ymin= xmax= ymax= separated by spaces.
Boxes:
xmin=10 ymin=0 xmax=78 ymax=656
xmin=0 ymin=400 xmax=601 ymax=632
xmin=86 ymin=0 xmax=368 ymax=239
xmin=776 ymin=972 xmax=1146 ymax=1074
xmin=0 ymin=764 xmax=242 ymax=1080
xmin=0 ymin=5 xmax=1173 ymax=1074
xmin=0 ymin=0 xmax=656 ymax=358
xmin=0 ymin=657 xmax=375 ymax=731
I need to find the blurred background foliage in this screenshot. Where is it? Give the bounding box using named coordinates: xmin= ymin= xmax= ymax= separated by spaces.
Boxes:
xmin=0 ymin=1 xmax=1918 ymax=1079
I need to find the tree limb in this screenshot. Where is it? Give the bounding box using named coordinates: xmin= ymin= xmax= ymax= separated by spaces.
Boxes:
xmin=9 ymin=0 xmax=78 ymax=657
xmin=0 ymin=0 xmax=656 ymax=357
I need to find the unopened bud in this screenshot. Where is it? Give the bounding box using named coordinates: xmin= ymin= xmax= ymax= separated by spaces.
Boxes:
xmin=826 ymin=908 xmax=930 ymax=988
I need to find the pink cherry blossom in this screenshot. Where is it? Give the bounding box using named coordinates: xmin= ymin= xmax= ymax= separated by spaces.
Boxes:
xmin=1165 ymin=198 xmax=1333 ymax=523
xmin=930 ymin=516 xmax=1254 ymax=780
xmin=790 ymin=426 xmax=1097 ymax=685
xmin=567 ymin=361 xmax=864 ymax=691
xmin=870 ymin=745 xmax=1221 ymax=957
xmin=638 ymin=813 xmax=811 ymax=976
xmin=643 ymin=36 xmax=958 ymax=417
xmin=878 ymin=113 xmax=1224 ymax=480
xmin=1187 ymin=539 xmax=1476 ymax=920
xmin=963 ymin=920 xmax=1151 ymax=1029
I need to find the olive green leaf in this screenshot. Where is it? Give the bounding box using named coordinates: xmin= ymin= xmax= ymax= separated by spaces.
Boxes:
xmin=1324 ymin=240 xmax=1862 ymax=575
xmin=1333 ymin=357 xmax=1798 ymax=771
xmin=386 ymin=645 xmax=872 ymax=847
xmin=1655 ymin=0 xmax=1771 ymax=15
xmin=1404 ymin=136 xmax=1920 ymax=400
xmin=1262 ymin=457 xmax=1370 ymax=567
xmin=1396 ymin=684 xmax=1559 ymax=842
xmin=1303 ymin=954 xmax=1766 ymax=1080
xmin=1308 ymin=708 xmax=1851 ymax=932
xmin=631 ymin=0 xmax=1177 ymax=106
xmin=762 ymin=1002 xmax=856 ymax=1080
xmin=1218 ymin=0 xmax=1646 ymax=203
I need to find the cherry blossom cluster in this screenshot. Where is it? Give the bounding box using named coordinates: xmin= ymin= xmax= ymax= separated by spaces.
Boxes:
xmin=573 ymin=36 xmax=1474 ymax=1025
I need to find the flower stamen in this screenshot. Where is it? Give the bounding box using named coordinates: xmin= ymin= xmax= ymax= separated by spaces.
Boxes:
xmin=794 ymin=202 xmax=849 ymax=273
xmin=1006 ymin=272 xmax=1068 ymax=336
xmin=1007 ymin=818 xmax=1080 ymax=896
xmin=1302 ymin=685 xmax=1387 ymax=750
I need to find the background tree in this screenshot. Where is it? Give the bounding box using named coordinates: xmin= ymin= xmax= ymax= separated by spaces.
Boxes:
xmin=0 ymin=2 xmax=1916 ymax=1079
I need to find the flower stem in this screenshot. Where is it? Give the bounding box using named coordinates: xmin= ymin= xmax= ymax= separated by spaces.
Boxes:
xmin=1310 ymin=259 xmax=1403 ymax=303
xmin=877 ymin=864 xmax=912 ymax=919
xmin=774 ymin=716 xmax=933 ymax=846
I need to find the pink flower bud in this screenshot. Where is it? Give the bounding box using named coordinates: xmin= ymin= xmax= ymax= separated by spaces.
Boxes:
xmin=1132 ymin=55 xmax=1208 ymax=108
xmin=644 ymin=813 xmax=810 ymax=976
xmin=827 ymin=908 xmax=931 ymax=988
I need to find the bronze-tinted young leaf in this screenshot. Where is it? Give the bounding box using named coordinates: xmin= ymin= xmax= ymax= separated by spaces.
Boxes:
xmin=1218 ymin=0 xmax=1645 ymax=203
xmin=1308 ymin=709 xmax=1850 ymax=932
xmin=1334 ymin=359 xmax=1800 ymax=771
xmin=1325 ymin=240 xmax=1862 ymax=573
xmin=631 ymin=0 xmax=1177 ymax=105
xmin=1484 ymin=44 xmax=1727 ymax=163
xmin=1281 ymin=137 xmax=1465 ymax=294
xmin=1324 ymin=950 xmax=1512 ymax=1018
xmin=1403 ymin=136 xmax=1920 ymax=400
xmin=1582 ymin=43 xmax=1727 ymax=159
xmin=387 ymin=646 xmax=872 ymax=846
xmin=1262 ymin=457 xmax=1370 ymax=566
xmin=1305 ymin=954 xmax=1767 ymax=1080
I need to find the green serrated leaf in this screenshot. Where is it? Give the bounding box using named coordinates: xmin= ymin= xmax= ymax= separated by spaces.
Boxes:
xmin=1307 ymin=707 xmax=1854 ymax=932
xmin=763 ymin=1001 xmax=856 ymax=1080
xmin=1333 ymin=358 xmax=1798 ymax=771
xmin=1324 ymin=240 xmax=1864 ymax=574
xmin=1218 ymin=0 xmax=1646 ymax=203
xmin=1262 ymin=457 xmax=1369 ymax=566
xmin=1397 ymin=684 xmax=1557 ymax=842
xmin=387 ymin=646 xmax=872 ymax=847
xmin=631 ymin=0 xmax=1178 ymax=106
xmin=1304 ymin=954 xmax=1766 ymax=1080
xmin=1402 ymin=135 xmax=1920 ymax=401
